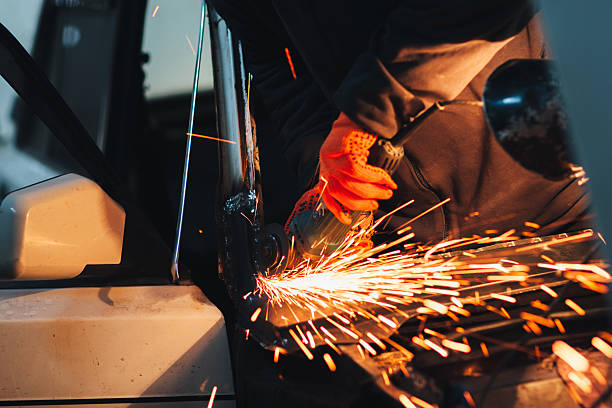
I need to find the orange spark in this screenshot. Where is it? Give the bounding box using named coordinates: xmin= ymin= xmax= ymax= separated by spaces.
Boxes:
xmin=575 ymin=274 xmax=609 ymax=294
xmin=424 ymin=339 xmax=449 ymax=357
xmin=490 ymin=293 xmax=517 ymax=303
xmin=378 ymin=315 xmax=398 ymax=329
xmin=323 ymin=353 xmax=337 ymax=372
xmin=412 ymin=336 xmax=430 ymax=350
xmin=307 ymin=331 xmax=316 ymax=348
xmin=422 ymin=299 xmax=448 ymax=314
xmin=366 ymin=332 xmax=387 ymax=350
xmin=357 ymin=344 xmax=366 ymax=359
xmin=250 ymin=307 xmax=262 ymax=322
xmin=540 ymin=254 xmax=555 ymax=263
xmin=565 ymin=299 xmax=586 ymax=315
xmin=324 ymin=338 xmax=342 ymax=355
xmin=552 ymin=341 xmax=589 ymax=372
xmin=567 ymin=371 xmax=593 ymax=394
xmin=399 ymin=394 xmax=417 ymax=408
xmin=151 ymin=5 xmax=160 ymax=18
xmin=359 ymin=339 xmax=377 ymax=356
xmin=591 ymin=366 xmax=607 ymax=386
xmin=540 ymin=284 xmax=559 ymax=298
xmin=395 ymin=198 xmax=451 ymax=232
xmin=530 ymin=300 xmax=550 ymax=311
xmin=186 ymin=132 xmax=236 ymax=144
xmin=381 ymin=370 xmax=390 ymax=386
xmin=325 ymin=318 xmax=359 ymax=339
xmin=449 ymin=305 xmax=470 ymax=317
xmin=556 ymin=263 xmax=611 ymax=279
xmin=423 ymin=328 xmax=444 ymax=338
xmin=207 ymin=385 xmax=217 ymax=408
xmin=597 ymin=232 xmax=607 ymax=245
xmin=384 ymin=338 xmax=414 ymax=360
xmin=397 ymin=225 xmax=413 ymax=235
xmin=296 ymin=325 xmax=308 ymax=344
xmin=284 ymin=48 xmax=297 ymax=79
xmin=525 ymin=320 xmax=543 ymax=335
xmin=480 ymin=342 xmax=489 ymax=357
xmin=320 ymin=326 xmax=337 ymax=341
xmin=289 ymin=329 xmax=314 ymax=360
xmin=516 ymin=230 xmax=594 ymax=252
xmin=554 ymin=318 xmax=566 ymax=333
xmin=185 ymin=34 xmax=196 ymax=55
xmin=450 ymin=297 xmax=463 ymax=307
xmin=487 ymin=275 xmax=527 ymax=282
xmin=274 ymin=347 xmax=281 ymax=363
xmin=591 ymin=336 xmax=612 ymax=358
xmin=520 ymin=312 xmax=555 ymax=328
xmin=464 ymin=391 xmax=476 ymax=408
xmin=410 ymin=396 xmax=436 ymax=408
xmin=442 ymin=339 xmax=471 ymax=353
xmin=600 ymin=331 xmax=612 ymax=343
xmin=524 ymin=221 xmax=540 ymax=229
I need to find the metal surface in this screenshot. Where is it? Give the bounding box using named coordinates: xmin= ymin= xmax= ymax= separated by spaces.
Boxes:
xmin=209 ymin=7 xmax=273 ymax=337
xmin=0 ymin=285 xmax=234 ymax=402
xmin=170 ymin=0 xmax=207 ymax=283
xmin=256 ymin=230 xmax=600 ymax=352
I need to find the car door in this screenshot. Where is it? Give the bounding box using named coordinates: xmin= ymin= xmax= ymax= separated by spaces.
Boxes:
xmin=0 ymin=2 xmax=234 ymax=406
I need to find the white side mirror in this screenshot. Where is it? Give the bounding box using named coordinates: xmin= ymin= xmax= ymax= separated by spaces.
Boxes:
xmin=0 ymin=174 xmax=125 ymax=280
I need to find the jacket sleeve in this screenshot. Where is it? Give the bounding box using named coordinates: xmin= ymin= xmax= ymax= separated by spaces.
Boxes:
xmin=208 ymin=0 xmax=338 ymax=189
xmin=334 ymin=0 xmax=538 ymax=139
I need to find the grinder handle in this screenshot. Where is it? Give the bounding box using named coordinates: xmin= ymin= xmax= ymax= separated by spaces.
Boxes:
xmin=367 ymin=100 xmax=480 ymax=175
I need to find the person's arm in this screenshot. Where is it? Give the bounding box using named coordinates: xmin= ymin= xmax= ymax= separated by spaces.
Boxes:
xmin=335 ymin=0 xmax=538 ymax=138
xmin=208 ymin=0 xmax=338 ymax=190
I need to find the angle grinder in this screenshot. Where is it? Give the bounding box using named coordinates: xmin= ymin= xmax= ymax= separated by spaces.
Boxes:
xmin=280 ymin=59 xmax=575 ymax=269
xmin=284 ymin=100 xmax=479 ymax=265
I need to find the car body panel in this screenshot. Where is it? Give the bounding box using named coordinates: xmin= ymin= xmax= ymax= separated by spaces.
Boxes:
xmin=0 ymin=285 xmax=234 ymax=402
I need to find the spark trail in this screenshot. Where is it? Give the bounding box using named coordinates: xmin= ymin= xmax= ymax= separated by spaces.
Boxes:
xmin=251 ymin=200 xmax=610 ymax=406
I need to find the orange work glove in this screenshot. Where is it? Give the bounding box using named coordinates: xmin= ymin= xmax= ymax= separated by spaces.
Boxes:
xmin=285 ymin=113 xmax=397 ymax=231
xmin=318 ymin=112 xmax=397 ymax=224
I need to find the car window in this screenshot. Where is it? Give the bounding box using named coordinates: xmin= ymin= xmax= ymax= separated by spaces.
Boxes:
xmin=142 ymin=0 xmax=214 ymax=100
xmin=0 ymin=0 xmax=43 ymax=150
xmin=0 ymin=1 xmax=76 ymax=197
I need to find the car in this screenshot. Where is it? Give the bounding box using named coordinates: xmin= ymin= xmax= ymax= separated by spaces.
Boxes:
xmin=0 ymin=1 xmax=235 ymax=406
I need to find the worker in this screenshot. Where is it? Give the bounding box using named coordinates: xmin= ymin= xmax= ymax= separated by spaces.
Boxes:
xmin=208 ymin=0 xmax=590 ymax=243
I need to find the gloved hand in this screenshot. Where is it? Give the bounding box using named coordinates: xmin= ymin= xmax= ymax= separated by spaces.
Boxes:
xmin=318 ymin=112 xmax=397 ymax=223
xmin=286 ymin=113 xmax=397 ymax=229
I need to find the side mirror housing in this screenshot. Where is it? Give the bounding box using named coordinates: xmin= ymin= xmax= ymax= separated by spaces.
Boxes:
xmin=0 ymin=174 xmax=125 ymax=280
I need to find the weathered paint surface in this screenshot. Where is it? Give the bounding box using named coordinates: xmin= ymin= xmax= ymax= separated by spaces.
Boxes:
xmin=0 ymin=285 xmax=234 ymax=401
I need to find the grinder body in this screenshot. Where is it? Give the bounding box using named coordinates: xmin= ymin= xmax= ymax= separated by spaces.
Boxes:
xmin=286 ymin=138 xmax=405 ymax=261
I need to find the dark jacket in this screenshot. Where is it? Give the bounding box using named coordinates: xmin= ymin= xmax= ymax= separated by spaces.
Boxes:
xmin=210 ymin=0 xmax=589 ymax=242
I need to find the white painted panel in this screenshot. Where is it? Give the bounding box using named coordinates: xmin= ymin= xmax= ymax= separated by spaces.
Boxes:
xmin=0 ymin=285 xmax=234 ymax=400
xmin=8 ymin=401 xmax=235 ymax=408
xmin=8 ymin=400 xmax=236 ymax=408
